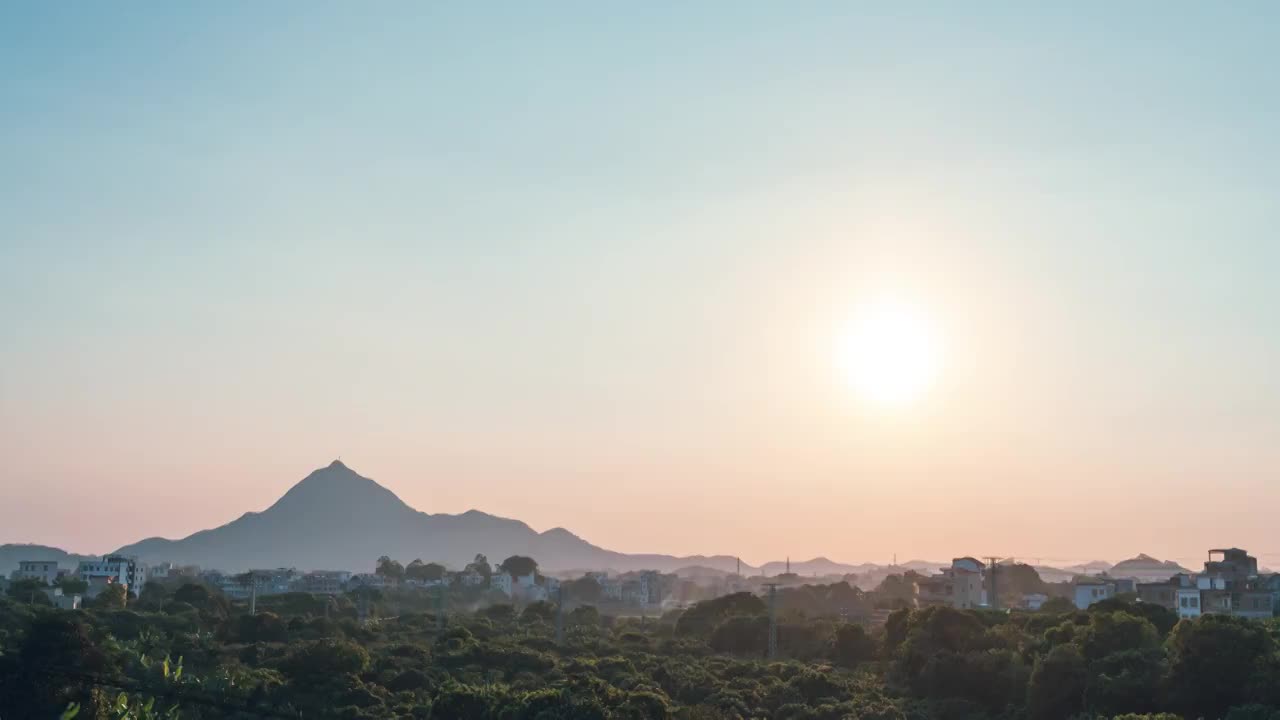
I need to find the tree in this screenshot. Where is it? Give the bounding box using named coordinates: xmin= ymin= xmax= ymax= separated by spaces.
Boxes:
xmin=830 ymin=623 xmax=877 ymax=668
xmin=1078 ymin=611 xmax=1158 ymax=661
xmin=466 ymin=554 xmax=492 ymax=580
xmin=568 ymin=605 xmax=601 ymax=628
xmin=709 ymin=615 xmax=768 ymax=655
xmin=1027 ymin=644 xmax=1087 ymax=720
xmin=375 ymin=556 xmax=404 ymax=580
xmin=406 ymin=561 xmax=447 ymax=582
xmin=1167 ymin=614 xmax=1273 ymax=718
xmin=1039 ymin=596 xmax=1076 ymax=614
xmin=6 ymin=578 xmax=52 ymax=605
xmin=499 ymin=555 xmax=538 ymax=578
xmin=57 ymin=577 xmax=89 ymax=595
xmin=1088 ymin=596 xmax=1178 ymax=636
xmin=564 ymin=576 xmax=603 ymax=604
xmin=675 ymin=592 xmax=766 ymax=636
xmin=0 ymin=615 xmax=114 ymax=717
xmin=173 ymin=582 xmax=229 ymax=616
xmin=522 ymin=601 xmax=556 ymax=623
xmin=281 ymin=639 xmax=370 ymax=687
xmin=874 ymin=572 xmax=923 ymax=607
xmin=91 ymin=583 xmax=128 ymax=609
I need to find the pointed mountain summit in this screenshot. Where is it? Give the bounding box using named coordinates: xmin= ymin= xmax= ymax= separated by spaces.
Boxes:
xmin=265 ymin=460 xmax=412 ymax=520
xmin=113 ymin=461 xmax=751 ymax=574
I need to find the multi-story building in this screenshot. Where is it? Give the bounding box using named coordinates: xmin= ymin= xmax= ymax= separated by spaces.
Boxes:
xmin=490 ymin=573 xmax=513 ymax=596
xmin=1136 ymin=548 xmax=1275 ymax=620
xmin=301 ymin=571 xmax=350 ymax=595
xmin=13 ymin=560 xmax=62 ymax=586
xmin=79 ymin=555 xmax=146 ymax=594
xmin=915 ymin=558 xmax=986 ymax=609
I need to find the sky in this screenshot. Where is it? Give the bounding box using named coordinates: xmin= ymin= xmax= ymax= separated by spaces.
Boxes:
xmin=3 ymin=3 xmax=1279 ymax=568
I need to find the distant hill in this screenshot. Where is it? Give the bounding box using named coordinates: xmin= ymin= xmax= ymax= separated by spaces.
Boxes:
xmin=1063 ymin=560 xmax=1114 ymax=576
xmin=0 ymin=544 xmax=98 ymax=576
xmin=1107 ymin=553 xmax=1190 ymax=580
xmin=758 ymin=557 xmax=865 ymax=577
xmin=112 ymin=461 xmax=756 ymax=574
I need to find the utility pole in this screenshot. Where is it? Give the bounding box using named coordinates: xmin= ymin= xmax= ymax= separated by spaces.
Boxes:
xmin=435 ymin=584 xmax=446 ymax=632
xmin=765 ymin=583 xmax=779 ymax=660
xmin=249 ymin=583 xmax=257 ymax=617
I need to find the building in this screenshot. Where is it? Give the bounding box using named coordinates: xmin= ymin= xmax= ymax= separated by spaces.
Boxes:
xmin=490 ymin=573 xmax=513 ymax=596
xmin=1176 ymin=587 xmax=1202 ymax=618
xmin=43 ymin=586 xmax=82 ymax=610
xmin=85 ymin=575 xmax=123 ymax=599
xmin=1136 ymin=549 xmax=1275 ymax=620
xmin=1072 ymin=576 xmax=1115 ymax=609
xmin=915 ymin=557 xmax=986 ymax=609
xmin=79 ymin=555 xmax=147 ymax=594
xmin=1235 ymin=590 xmax=1274 ymax=619
xmin=459 ymin=568 xmax=487 ymax=587
xmin=348 ymin=573 xmax=387 ymax=590
xmin=601 ymin=578 xmax=623 ymax=601
xmin=1022 ymin=593 xmax=1049 ymax=611
xmin=1137 ymin=581 xmax=1178 ymax=611
xmin=301 ymin=571 xmax=350 ymax=595
xmin=13 ymin=560 xmax=61 ymax=586
xmin=1204 ymin=548 xmax=1258 ymax=588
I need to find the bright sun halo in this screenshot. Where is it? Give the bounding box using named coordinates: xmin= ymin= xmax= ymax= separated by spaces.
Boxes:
xmin=838 ymin=298 xmax=942 ymax=410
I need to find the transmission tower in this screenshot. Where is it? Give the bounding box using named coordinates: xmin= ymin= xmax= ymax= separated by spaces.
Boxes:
xmin=985 ymin=556 xmax=1003 ymax=610
xmin=765 ymin=583 xmax=780 ymax=660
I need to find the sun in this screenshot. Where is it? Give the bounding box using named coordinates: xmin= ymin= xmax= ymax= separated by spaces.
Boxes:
xmin=837 ymin=297 xmax=942 ymax=409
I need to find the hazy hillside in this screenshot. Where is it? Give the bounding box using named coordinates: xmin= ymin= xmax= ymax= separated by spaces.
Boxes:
xmin=0 ymin=544 xmax=98 ymax=576
xmin=758 ymin=557 xmax=865 ymax=577
xmin=113 ymin=461 xmax=759 ymax=574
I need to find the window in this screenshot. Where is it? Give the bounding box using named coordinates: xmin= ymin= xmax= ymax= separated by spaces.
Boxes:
xmin=1180 ymin=597 xmax=1189 ymax=608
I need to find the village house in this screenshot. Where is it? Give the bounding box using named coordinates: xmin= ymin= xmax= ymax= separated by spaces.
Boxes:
xmin=915 ymin=557 xmax=986 ymax=610
xmin=13 ymin=560 xmax=63 ymax=586
xmin=1072 ymin=576 xmax=1116 ymax=609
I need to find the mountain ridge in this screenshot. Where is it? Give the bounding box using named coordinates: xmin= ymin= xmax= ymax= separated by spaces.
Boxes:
xmin=6 ymin=462 xmax=1200 ymax=578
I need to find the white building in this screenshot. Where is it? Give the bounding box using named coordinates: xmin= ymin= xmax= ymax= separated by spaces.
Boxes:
xmin=301 ymin=571 xmax=350 ymax=595
xmin=490 ymin=573 xmax=513 ymax=596
xmin=14 ymin=560 xmax=61 ymax=586
xmin=602 ymin=578 xmax=623 ymax=601
xmin=79 ymin=556 xmax=147 ymax=594
xmin=1022 ymin=593 xmax=1049 ymax=611
xmin=1176 ymin=587 xmax=1202 ymax=618
xmin=459 ymin=568 xmax=487 ymax=587
xmin=1073 ymin=577 xmax=1115 ymax=609
xmin=915 ymin=558 xmax=987 ymax=610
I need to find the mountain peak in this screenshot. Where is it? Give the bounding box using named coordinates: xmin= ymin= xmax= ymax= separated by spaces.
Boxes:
xmin=267 ymin=461 xmax=411 ymax=518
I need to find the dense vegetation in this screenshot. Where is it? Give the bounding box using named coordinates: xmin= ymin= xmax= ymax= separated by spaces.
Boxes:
xmin=2 ymin=580 xmax=1279 ymax=719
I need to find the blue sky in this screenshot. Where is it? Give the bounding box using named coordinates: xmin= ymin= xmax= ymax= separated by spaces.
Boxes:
xmin=2 ymin=3 xmax=1279 ymax=563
